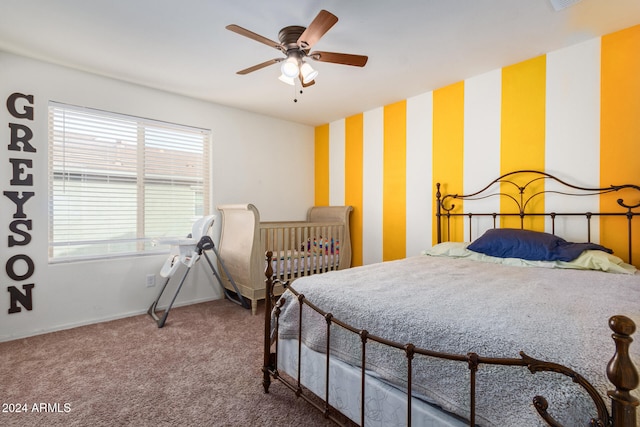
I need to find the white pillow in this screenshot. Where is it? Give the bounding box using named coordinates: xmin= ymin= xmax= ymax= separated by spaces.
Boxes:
xmin=422 ymin=241 xmax=470 ymax=257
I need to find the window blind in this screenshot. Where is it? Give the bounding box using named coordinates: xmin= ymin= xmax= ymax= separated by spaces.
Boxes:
xmin=48 ymin=102 xmax=210 ymax=262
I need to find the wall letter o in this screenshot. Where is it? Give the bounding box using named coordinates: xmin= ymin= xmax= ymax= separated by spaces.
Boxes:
xmin=5 ymin=254 xmax=35 ymax=281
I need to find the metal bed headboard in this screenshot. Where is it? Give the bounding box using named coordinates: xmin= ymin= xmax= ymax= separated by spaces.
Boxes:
xmin=435 ymin=170 xmax=640 ymax=265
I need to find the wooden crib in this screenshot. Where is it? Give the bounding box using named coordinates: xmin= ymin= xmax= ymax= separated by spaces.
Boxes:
xmin=216 ymin=204 xmax=353 ymax=314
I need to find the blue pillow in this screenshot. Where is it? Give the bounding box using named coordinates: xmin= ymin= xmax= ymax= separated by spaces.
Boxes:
xmin=467 ymin=228 xmax=613 ymax=262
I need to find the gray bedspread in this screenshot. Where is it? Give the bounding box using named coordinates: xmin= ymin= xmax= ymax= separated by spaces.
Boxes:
xmin=276 ymin=255 xmax=640 ymax=426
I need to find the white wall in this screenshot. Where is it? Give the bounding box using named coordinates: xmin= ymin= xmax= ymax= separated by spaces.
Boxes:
xmin=0 ymin=51 xmax=314 ymax=341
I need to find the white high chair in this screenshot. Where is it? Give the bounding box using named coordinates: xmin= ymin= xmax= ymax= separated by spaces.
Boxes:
xmin=147 ymin=215 xmax=248 ymax=328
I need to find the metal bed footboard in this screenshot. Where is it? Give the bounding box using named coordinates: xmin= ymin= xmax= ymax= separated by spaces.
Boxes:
xmin=262 ymin=253 xmax=638 ymax=426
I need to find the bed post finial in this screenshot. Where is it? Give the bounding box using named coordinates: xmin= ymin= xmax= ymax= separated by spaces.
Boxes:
xmin=607 ymin=315 xmax=639 ymax=427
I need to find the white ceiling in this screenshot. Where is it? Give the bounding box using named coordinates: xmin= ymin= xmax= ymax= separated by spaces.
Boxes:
xmin=1 ymin=0 xmax=639 ymax=127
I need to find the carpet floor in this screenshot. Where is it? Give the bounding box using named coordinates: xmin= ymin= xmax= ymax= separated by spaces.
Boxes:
xmin=0 ymin=299 xmax=339 ymax=426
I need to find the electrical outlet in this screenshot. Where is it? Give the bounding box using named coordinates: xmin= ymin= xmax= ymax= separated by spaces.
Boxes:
xmin=146 ymin=274 xmax=156 ymax=287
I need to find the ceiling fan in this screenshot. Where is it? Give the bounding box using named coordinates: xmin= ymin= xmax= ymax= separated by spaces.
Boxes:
xmin=226 ymin=10 xmax=368 ymax=88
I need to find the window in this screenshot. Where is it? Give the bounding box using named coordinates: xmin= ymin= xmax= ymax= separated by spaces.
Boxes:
xmin=48 ymin=102 xmax=210 ymax=262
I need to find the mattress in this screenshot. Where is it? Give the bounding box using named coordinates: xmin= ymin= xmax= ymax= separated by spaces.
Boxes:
xmin=275 ymin=255 xmax=640 ymax=426
xmin=278 ymin=338 xmax=467 ymax=427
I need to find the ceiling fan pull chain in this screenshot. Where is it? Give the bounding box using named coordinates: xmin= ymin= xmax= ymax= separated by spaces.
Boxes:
xmin=293 ymin=79 xmax=307 ymax=103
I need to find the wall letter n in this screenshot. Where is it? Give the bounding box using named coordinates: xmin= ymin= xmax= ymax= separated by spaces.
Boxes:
xmin=8 ymin=284 xmax=34 ymax=313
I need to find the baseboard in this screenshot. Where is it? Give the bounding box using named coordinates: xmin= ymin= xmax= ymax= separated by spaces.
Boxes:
xmin=0 ymin=296 xmax=221 ymax=343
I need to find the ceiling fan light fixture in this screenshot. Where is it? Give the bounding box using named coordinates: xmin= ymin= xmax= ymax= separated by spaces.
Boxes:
xmin=281 ymin=56 xmax=299 ymax=78
xmin=278 ymin=73 xmax=295 ymax=85
xmin=300 ymin=62 xmax=318 ymax=84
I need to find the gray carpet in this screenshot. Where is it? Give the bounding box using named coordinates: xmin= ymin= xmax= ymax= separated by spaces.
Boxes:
xmin=0 ymin=299 xmax=338 ymax=426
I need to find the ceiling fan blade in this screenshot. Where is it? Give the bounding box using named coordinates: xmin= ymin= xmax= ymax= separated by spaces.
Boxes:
xmin=297 ymin=10 xmax=338 ymax=50
xmin=226 ymin=24 xmax=282 ymax=51
xmin=236 ymin=58 xmax=282 ymax=75
xmin=301 ymin=79 xmax=315 ymax=88
xmin=309 ymin=51 xmax=368 ymax=67
xmin=299 ymin=73 xmax=316 ymax=87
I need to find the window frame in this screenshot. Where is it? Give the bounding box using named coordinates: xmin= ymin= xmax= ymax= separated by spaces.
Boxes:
xmin=47 ymin=102 xmax=211 ymax=263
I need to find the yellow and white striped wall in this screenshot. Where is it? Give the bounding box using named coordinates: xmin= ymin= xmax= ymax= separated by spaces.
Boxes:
xmin=315 ymin=24 xmax=640 ymax=267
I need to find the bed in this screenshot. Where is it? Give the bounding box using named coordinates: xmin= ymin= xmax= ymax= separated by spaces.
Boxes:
xmin=216 ymin=203 xmax=353 ymax=315
xmin=262 ymin=170 xmax=640 ymax=427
